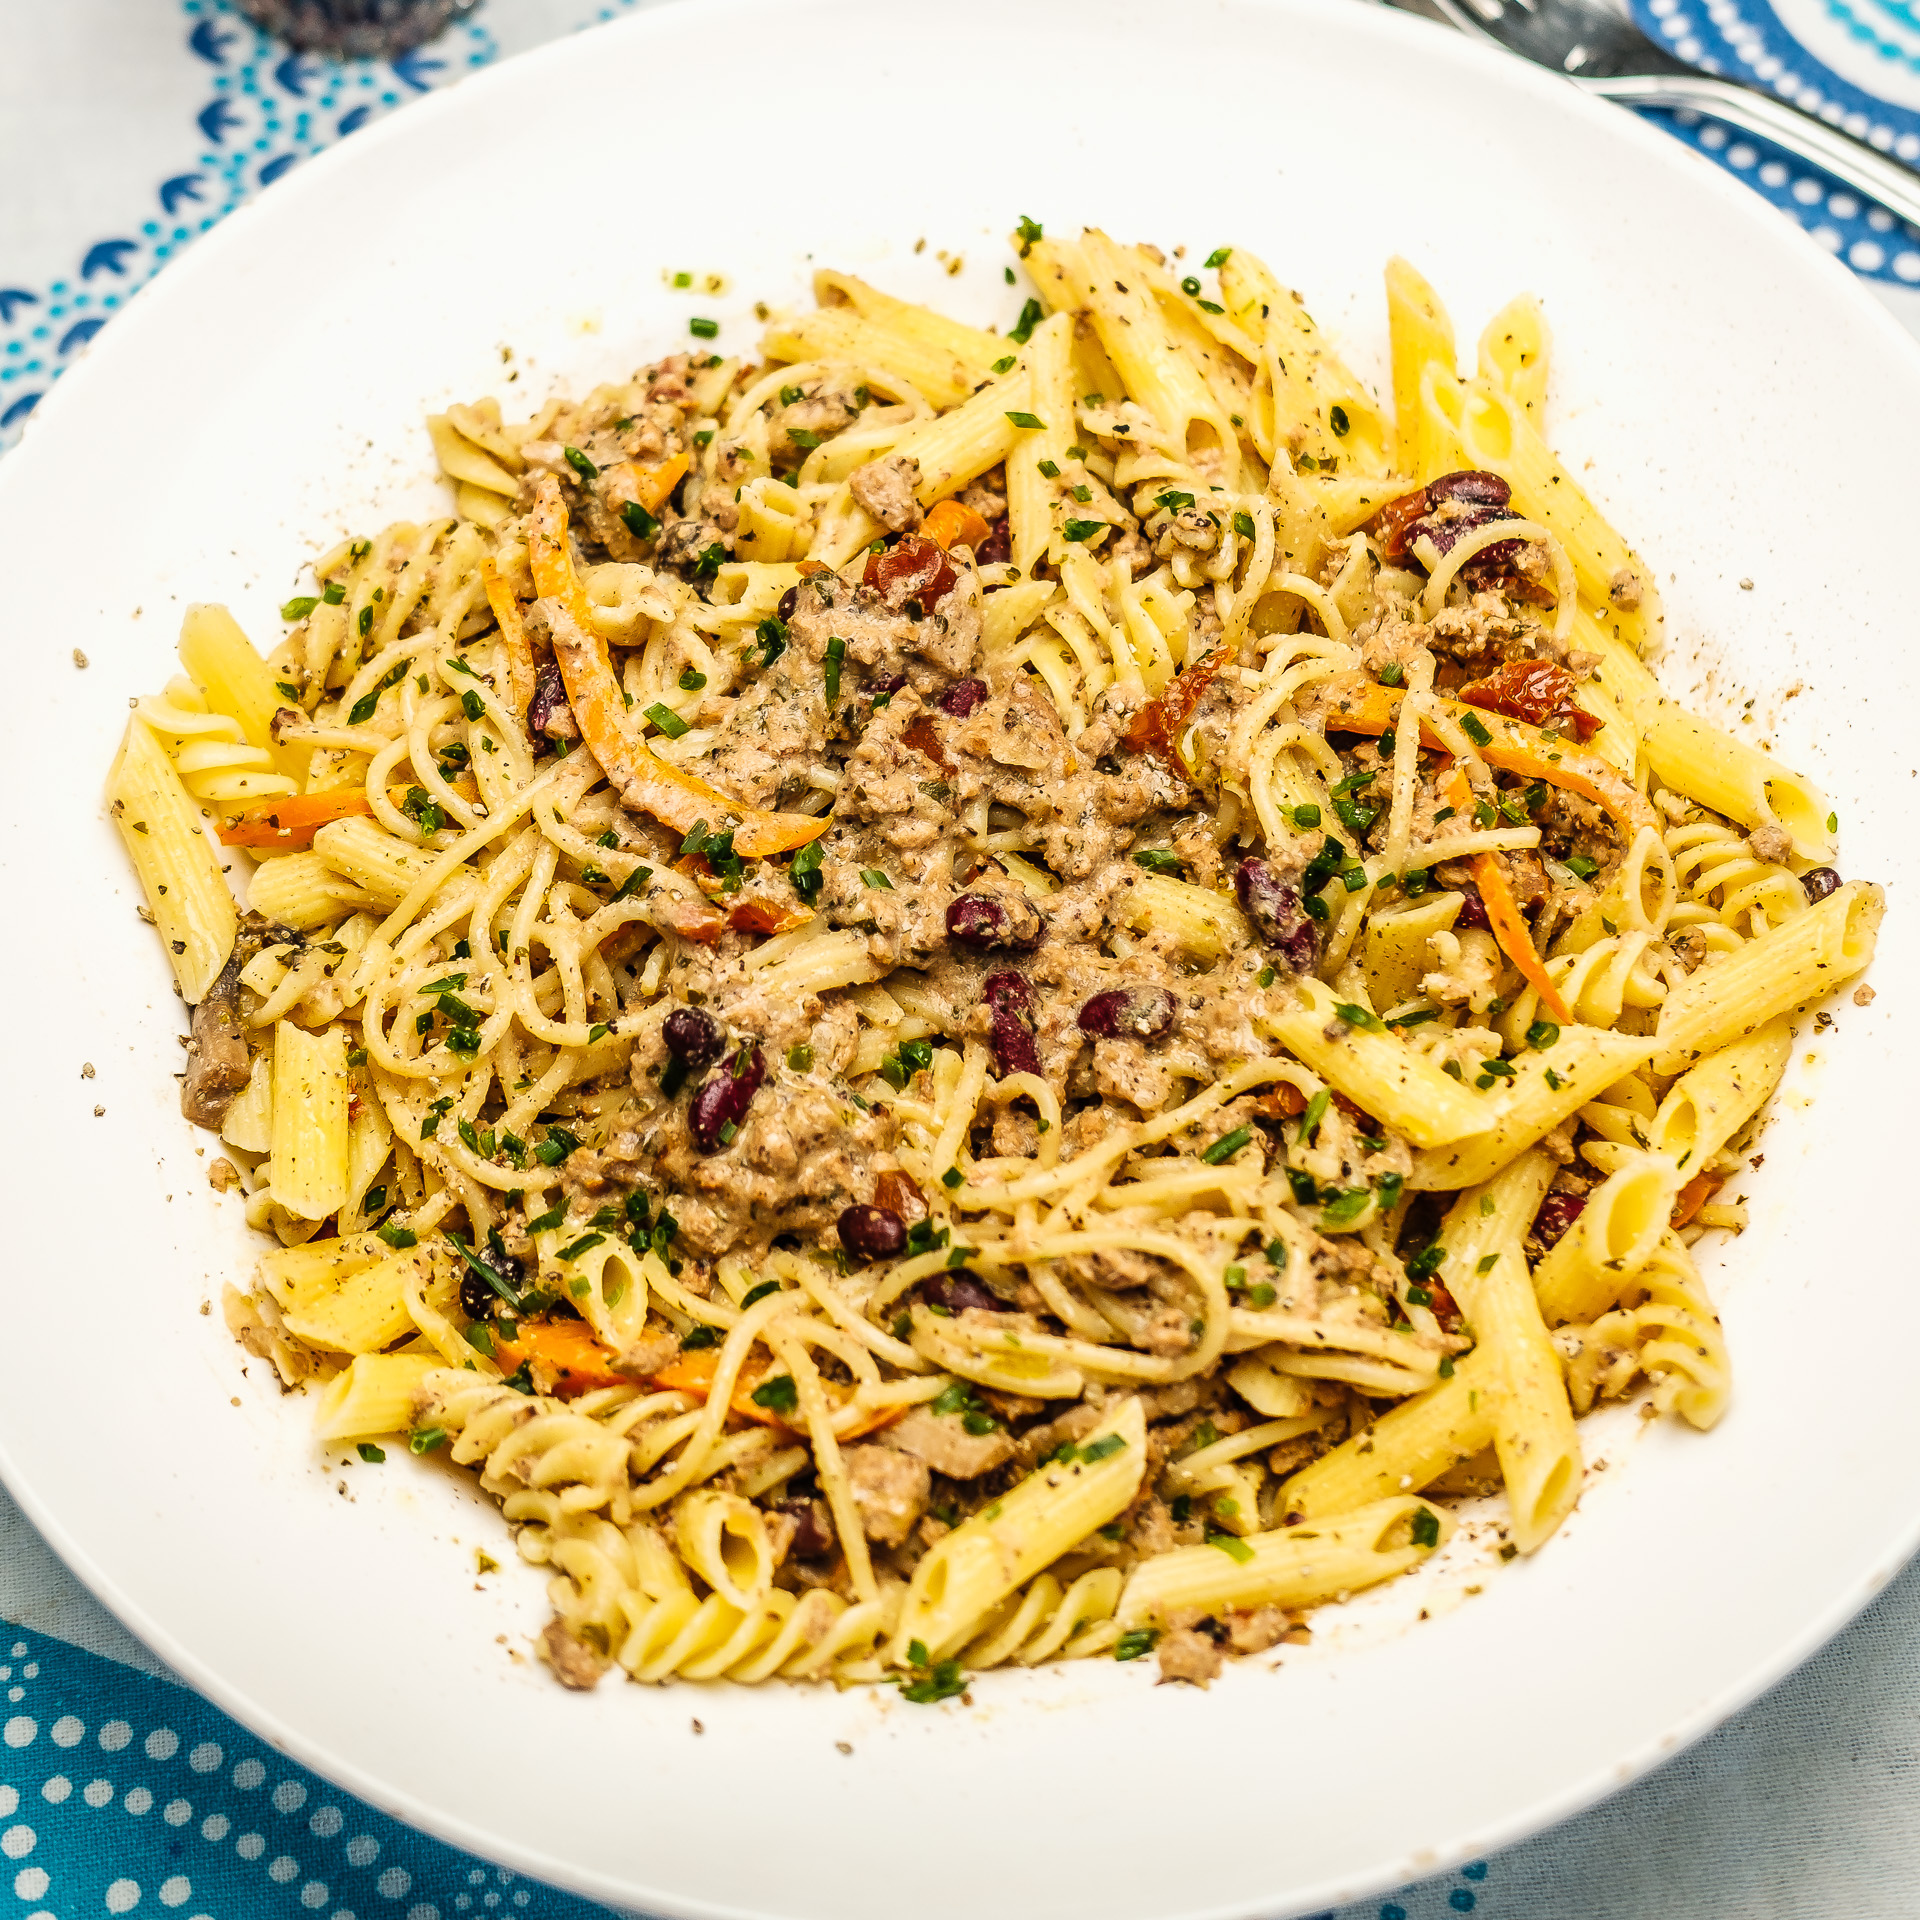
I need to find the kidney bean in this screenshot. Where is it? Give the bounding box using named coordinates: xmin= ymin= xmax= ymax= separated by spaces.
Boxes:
xmin=1533 ymin=1190 xmax=1587 ymax=1250
xmin=983 ymin=971 xmax=1043 ymax=1078
xmin=863 ymin=533 xmax=957 ymax=611
xmin=922 ymin=1272 xmax=1005 ymax=1315
xmin=775 ymin=1496 xmax=834 ymax=1561
xmin=947 ymin=891 xmax=1043 ymax=951
xmin=663 ymin=1005 xmax=724 ymax=1068
xmin=1078 ymin=984 xmax=1177 ymax=1042
xmin=937 ymin=677 xmax=989 ymax=717
xmin=1427 ymin=470 xmax=1512 ymax=511
xmin=526 ymin=660 xmax=578 ymax=740
xmin=838 ymin=1204 xmax=907 ymax=1260
xmin=976 ymin=517 xmax=1012 ymax=566
xmin=776 ymin=586 xmax=798 ymax=624
xmin=1800 ymin=866 xmax=1841 ymax=904
xmin=1233 ymin=859 xmax=1320 ymax=975
xmin=1454 ymin=884 xmax=1491 ymax=931
xmin=873 ymin=1168 xmax=929 ymax=1222
xmin=689 ymin=1046 xmax=765 ymax=1152
xmin=874 ymin=673 xmax=908 ymax=696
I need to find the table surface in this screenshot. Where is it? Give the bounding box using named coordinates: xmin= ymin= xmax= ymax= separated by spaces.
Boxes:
xmin=5 ymin=3 xmax=1919 ymax=1917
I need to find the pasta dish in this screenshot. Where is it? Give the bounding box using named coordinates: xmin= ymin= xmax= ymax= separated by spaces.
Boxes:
xmin=107 ymin=229 xmax=1881 ymax=1697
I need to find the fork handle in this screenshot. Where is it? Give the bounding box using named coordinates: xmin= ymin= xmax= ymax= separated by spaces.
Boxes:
xmin=1581 ymin=72 xmax=1920 ymax=232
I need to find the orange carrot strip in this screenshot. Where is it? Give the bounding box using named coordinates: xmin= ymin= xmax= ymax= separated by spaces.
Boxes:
xmin=604 ymin=451 xmax=690 ymax=521
xmin=492 ymin=1317 xmax=630 ymax=1399
xmin=727 ymin=899 xmax=813 ymax=937
xmin=1670 ymin=1170 xmax=1725 ymax=1229
xmin=527 ymin=475 xmax=829 ymax=861
xmin=1475 ymin=849 xmax=1574 ymax=1026
xmin=923 ymin=498 xmax=991 ymax=552
xmin=1318 ymin=672 xmax=1656 ymax=837
xmin=1435 ymin=763 xmax=1573 ymax=1027
xmin=650 ymin=1345 xmax=900 ymax=1439
xmin=480 ymin=555 xmax=537 ymax=718
xmin=217 ymin=788 xmax=374 ymax=850
xmin=218 ymin=771 xmax=485 ymax=851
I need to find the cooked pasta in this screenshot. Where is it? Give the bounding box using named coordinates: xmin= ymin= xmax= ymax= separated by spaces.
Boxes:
xmin=110 ymin=231 xmax=1879 ymax=1696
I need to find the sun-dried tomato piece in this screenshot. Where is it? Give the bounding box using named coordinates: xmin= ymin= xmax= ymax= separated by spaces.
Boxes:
xmin=1457 ymin=658 xmax=1600 ymax=744
xmin=901 ymin=713 xmax=951 ymax=769
xmin=1369 ymin=488 xmax=1431 ymax=564
xmin=1121 ymin=645 xmax=1232 ymax=764
xmin=863 ymin=533 xmax=957 ymax=610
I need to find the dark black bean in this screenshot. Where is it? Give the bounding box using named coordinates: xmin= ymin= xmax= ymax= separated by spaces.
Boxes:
xmin=775 ymin=1496 xmax=834 ymax=1560
xmin=663 ymin=1005 xmax=724 ymax=1067
xmin=689 ymin=1046 xmax=765 ymax=1152
xmin=1454 ymin=884 xmax=1491 ymax=931
xmin=1078 ymin=985 xmax=1177 ymax=1042
xmin=983 ymin=971 xmax=1043 ymax=1078
xmin=874 ymin=673 xmax=908 ymax=696
xmin=947 ymin=892 xmax=1042 ymax=951
xmin=526 ymin=660 xmax=578 ymax=739
xmin=459 ymin=1269 xmax=498 ymax=1320
xmin=838 ymin=1204 xmax=907 ymax=1260
xmin=1533 ymin=1191 xmax=1587 ymax=1251
xmin=459 ymin=1247 xmax=525 ymax=1320
xmin=938 ymin=677 xmax=989 ymax=718
xmin=922 ymin=1272 xmax=1004 ymax=1315
xmin=1801 ymin=865 xmax=1841 ymax=904
xmin=1233 ymin=858 xmax=1320 ymax=975
xmin=776 ymin=586 xmax=798 ymax=624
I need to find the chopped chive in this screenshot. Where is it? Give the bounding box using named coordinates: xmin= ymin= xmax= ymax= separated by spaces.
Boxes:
xmin=563 ymin=445 xmax=598 ymax=482
xmin=1334 ymin=1002 xmax=1384 ymax=1032
xmin=1459 ymin=711 xmax=1493 ymax=748
xmin=1206 ymin=1531 xmax=1254 ymax=1564
xmin=1132 ymin=848 xmax=1182 ymax=874
xmin=787 ymin=1043 xmax=813 ymax=1072
xmin=1526 ymin=1019 xmax=1561 ymax=1050
xmin=824 ymin=634 xmax=845 ymax=704
xmin=1299 ymin=1088 xmax=1331 ymax=1144
xmin=1008 ymin=296 xmax=1043 ymax=341
xmin=1115 ymin=1628 xmax=1158 ymax=1661
xmin=645 ymin=702 xmax=690 ymax=738
xmin=1062 ymin=518 xmax=1103 ymax=542
xmin=356 ymin=1442 xmax=386 ymax=1463
xmin=409 ymin=1426 xmax=448 ymax=1454
xmin=742 ymin=1280 xmax=782 ymax=1308
xmin=1201 ymin=1126 xmax=1253 ymax=1166
xmin=1204 ymin=246 xmax=1231 ymax=268
xmin=1329 ymin=404 xmax=1351 ymax=437
xmin=1232 ymin=511 xmax=1256 ymax=539
xmin=689 ymin=317 xmax=719 ymax=338
xmin=1005 ymin=410 xmax=1045 ymax=430
xmin=1410 ymin=1508 xmax=1441 ymax=1549
xmin=860 ymin=868 xmax=893 ymax=890
xmin=991 ymin=355 xmax=1016 ymax=374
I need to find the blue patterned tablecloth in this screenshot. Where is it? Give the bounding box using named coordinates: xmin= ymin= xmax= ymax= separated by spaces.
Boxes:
xmin=7 ymin=4 xmax=1920 ymax=1916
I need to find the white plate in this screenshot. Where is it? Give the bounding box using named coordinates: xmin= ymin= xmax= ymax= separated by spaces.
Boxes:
xmin=0 ymin=1 xmax=1914 ymax=1915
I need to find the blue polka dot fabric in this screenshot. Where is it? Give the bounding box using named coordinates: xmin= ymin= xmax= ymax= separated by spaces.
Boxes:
xmin=1628 ymin=0 xmax=1920 ymax=282
xmin=0 ymin=1623 xmax=611 ymax=1920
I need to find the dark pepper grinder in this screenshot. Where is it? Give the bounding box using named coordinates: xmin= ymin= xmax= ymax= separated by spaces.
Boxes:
xmin=230 ymin=0 xmax=475 ymax=57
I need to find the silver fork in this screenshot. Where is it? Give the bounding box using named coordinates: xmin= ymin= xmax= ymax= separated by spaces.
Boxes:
xmin=1384 ymin=0 xmax=1920 ymax=230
